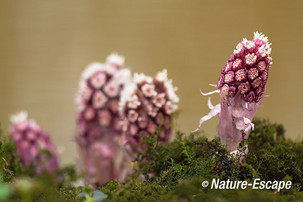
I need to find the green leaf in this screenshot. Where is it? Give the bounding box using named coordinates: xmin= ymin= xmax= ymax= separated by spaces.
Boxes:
xmin=77 ymin=191 xmax=86 ymax=198
xmin=92 ymin=190 xmax=108 ymax=202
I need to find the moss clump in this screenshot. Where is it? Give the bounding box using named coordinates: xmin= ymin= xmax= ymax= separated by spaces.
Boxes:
xmin=100 ymin=119 xmax=303 ymax=201
xmin=0 ymin=119 xmax=303 ymax=201
xmin=0 ymin=128 xmax=81 ymax=202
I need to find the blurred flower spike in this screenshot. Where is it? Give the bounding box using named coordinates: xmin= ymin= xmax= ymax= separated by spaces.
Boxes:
xmin=119 ymin=69 xmax=179 ymax=154
xmin=75 ymin=53 xmax=132 ymax=186
xmin=9 ymin=111 xmax=59 ymax=174
xmin=75 ymin=53 xmax=131 ymax=143
xmin=194 ymin=32 xmax=272 ymax=158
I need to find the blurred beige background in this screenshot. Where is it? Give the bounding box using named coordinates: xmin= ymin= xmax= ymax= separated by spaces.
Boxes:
xmin=0 ymin=0 xmax=302 ymax=165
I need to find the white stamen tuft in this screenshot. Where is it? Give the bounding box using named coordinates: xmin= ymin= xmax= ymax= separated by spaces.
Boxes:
xmin=10 ymin=111 xmax=28 ymax=124
xmin=106 ymin=53 xmax=125 ymax=67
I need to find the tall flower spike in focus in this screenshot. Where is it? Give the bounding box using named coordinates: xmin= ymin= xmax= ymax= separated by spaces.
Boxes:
xmin=9 ymin=111 xmax=59 ymax=174
xmin=194 ymin=32 xmax=272 ymax=158
xmin=75 ymin=53 xmax=132 ymax=185
xmin=119 ymin=69 xmax=179 ymax=154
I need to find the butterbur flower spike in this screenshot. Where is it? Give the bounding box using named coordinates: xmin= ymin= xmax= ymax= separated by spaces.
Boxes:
xmin=119 ymin=69 xmax=179 ymax=154
xmin=9 ymin=111 xmax=59 ymax=174
xmin=194 ymin=32 xmax=272 ymax=158
xmin=75 ymin=53 xmax=131 ymax=145
xmin=75 ymin=53 xmax=132 ymax=185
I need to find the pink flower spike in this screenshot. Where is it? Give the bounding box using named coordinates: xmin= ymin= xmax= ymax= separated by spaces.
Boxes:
xmin=9 ymin=111 xmax=59 ymax=174
xmin=119 ymin=69 xmax=178 ymax=154
xmin=75 ymin=53 xmax=132 ymax=186
xmin=194 ymin=31 xmax=272 ymax=160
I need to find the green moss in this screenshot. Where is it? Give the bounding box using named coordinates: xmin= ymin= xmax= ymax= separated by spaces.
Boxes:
xmin=0 ymin=119 xmax=303 ymax=201
xmin=99 ymin=118 xmax=303 ymax=201
xmin=0 ymin=129 xmax=81 ymax=201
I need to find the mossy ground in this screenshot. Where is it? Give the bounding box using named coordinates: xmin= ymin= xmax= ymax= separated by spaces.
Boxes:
xmin=0 ymin=119 xmax=302 ymax=201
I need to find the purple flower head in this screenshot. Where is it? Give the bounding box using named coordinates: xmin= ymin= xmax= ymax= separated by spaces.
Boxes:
xmin=75 ymin=53 xmax=132 ymax=185
xmin=119 ymin=70 xmax=179 ymax=154
xmin=218 ymin=32 xmax=272 ymax=102
xmin=9 ymin=111 xmax=59 ymax=174
xmin=194 ymin=32 xmax=272 ymax=158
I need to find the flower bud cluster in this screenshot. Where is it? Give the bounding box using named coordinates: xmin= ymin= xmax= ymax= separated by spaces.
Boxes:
xmin=10 ymin=111 xmax=59 ymax=174
xmin=217 ymin=32 xmax=272 ymax=103
xmin=75 ymin=54 xmax=132 ymax=185
xmin=76 ymin=54 xmax=131 ymax=145
xmin=119 ymin=70 xmax=179 ymax=153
